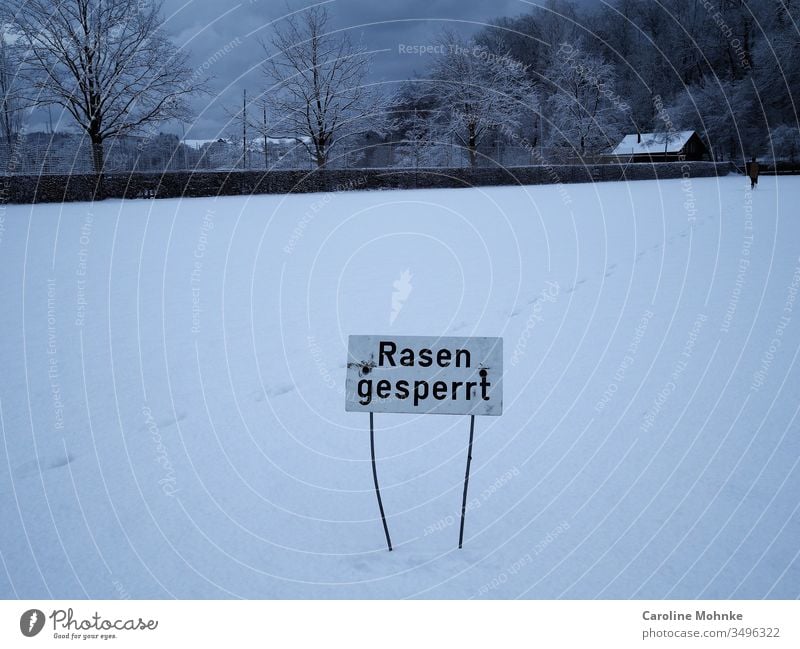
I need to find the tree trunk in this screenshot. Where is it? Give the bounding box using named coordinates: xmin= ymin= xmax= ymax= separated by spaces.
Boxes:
xmin=90 ymin=133 xmax=105 ymax=199
xmin=91 ymin=135 xmax=105 ymax=174
xmin=468 ymin=123 xmax=477 ymax=167
xmin=315 ymin=144 xmax=327 ymax=168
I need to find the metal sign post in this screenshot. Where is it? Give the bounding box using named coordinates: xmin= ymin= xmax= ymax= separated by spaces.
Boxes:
xmin=458 ymin=414 xmax=476 ymax=549
xmin=346 ymin=335 xmax=503 ymax=550
xmin=370 ymin=412 xmax=392 ymax=551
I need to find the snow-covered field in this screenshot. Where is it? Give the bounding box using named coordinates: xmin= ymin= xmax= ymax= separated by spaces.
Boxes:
xmin=1 ymin=175 xmax=798 ymax=599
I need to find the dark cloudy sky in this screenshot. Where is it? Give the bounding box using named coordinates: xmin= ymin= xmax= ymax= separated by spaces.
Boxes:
xmin=150 ymin=0 xmax=597 ymax=138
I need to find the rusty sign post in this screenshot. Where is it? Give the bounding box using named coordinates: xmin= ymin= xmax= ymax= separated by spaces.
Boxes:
xmin=346 ymin=335 xmax=503 ymax=550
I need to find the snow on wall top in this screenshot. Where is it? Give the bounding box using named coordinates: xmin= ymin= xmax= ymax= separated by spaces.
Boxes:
xmin=611 ymin=130 xmax=697 ymax=156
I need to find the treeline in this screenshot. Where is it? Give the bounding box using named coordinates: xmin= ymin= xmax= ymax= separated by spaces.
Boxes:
xmin=2 ymin=1 xmax=798 ymax=174
xmin=389 ymin=0 xmax=800 ymax=164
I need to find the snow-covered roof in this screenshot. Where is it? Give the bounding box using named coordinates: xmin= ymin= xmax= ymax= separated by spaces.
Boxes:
xmin=183 ymin=137 xmax=311 ymax=148
xmin=611 ymin=130 xmax=698 ymax=156
xmin=183 ymin=139 xmax=222 ymax=148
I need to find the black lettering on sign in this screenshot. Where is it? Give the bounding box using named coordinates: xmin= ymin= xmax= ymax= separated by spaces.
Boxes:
xmin=418 ymin=348 xmax=433 ymax=367
xmin=455 ymin=349 xmax=471 ymax=368
xmin=378 ymin=343 xmax=472 ymax=368
xmin=396 ymin=380 xmax=410 ymax=399
xmin=358 ymin=379 xmax=372 ymax=405
xmin=379 ymin=341 xmax=396 ymax=366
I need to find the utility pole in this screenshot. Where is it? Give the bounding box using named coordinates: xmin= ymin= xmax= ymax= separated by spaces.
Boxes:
xmin=242 ymin=88 xmax=247 ymax=170
xmin=181 ymin=121 xmax=187 ymax=170
xmin=264 ymin=100 xmax=269 ymax=171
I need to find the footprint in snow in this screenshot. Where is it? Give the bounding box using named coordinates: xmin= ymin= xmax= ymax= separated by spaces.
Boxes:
xmin=563 ymin=278 xmax=588 ymax=294
xmin=157 ymin=412 xmax=187 ymax=429
xmin=14 ymin=452 xmax=75 ymax=479
xmin=266 ymin=384 xmax=295 ymax=397
xmin=351 ymin=559 xmax=370 ymax=572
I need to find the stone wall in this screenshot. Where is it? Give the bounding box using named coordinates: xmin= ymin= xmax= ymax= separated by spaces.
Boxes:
xmin=2 ymin=161 xmax=734 ymax=204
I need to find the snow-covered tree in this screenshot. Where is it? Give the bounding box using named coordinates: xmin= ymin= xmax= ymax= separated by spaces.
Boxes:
xmin=544 ymin=43 xmax=629 ymax=160
xmin=668 ymin=78 xmax=765 ymax=161
xmin=752 ymin=3 xmax=800 ymax=129
xmin=390 ymin=82 xmax=440 ymax=168
xmin=5 ymin=0 xmax=202 ymax=173
xmin=262 ymin=5 xmax=385 ymax=168
xmin=769 ymin=124 xmax=800 ymax=163
xmin=428 ymin=32 xmax=534 ymax=167
xmin=394 ymin=108 xmax=435 ymax=168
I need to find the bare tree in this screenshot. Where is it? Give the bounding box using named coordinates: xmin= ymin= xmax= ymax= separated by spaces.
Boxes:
xmin=428 ymin=32 xmax=534 ymax=167
xmin=5 ymin=0 xmax=203 ymax=173
xmin=262 ymin=5 xmax=383 ymax=167
xmin=0 ymin=36 xmax=23 ymax=150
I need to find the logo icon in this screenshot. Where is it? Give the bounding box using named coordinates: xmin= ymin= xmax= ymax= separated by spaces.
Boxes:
xmin=390 ymin=269 xmax=413 ymax=325
xmin=20 ymin=609 xmax=45 ymax=637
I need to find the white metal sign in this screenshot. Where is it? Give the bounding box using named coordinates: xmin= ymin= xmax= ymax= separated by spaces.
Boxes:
xmin=345 ymin=335 xmax=503 ymax=416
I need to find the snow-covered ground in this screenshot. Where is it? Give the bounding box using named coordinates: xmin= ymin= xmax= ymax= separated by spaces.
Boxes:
xmin=1 ymin=175 xmax=798 ymax=599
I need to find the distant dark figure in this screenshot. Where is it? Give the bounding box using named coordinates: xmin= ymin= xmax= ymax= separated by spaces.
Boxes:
xmin=746 ymin=157 xmax=760 ymax=189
